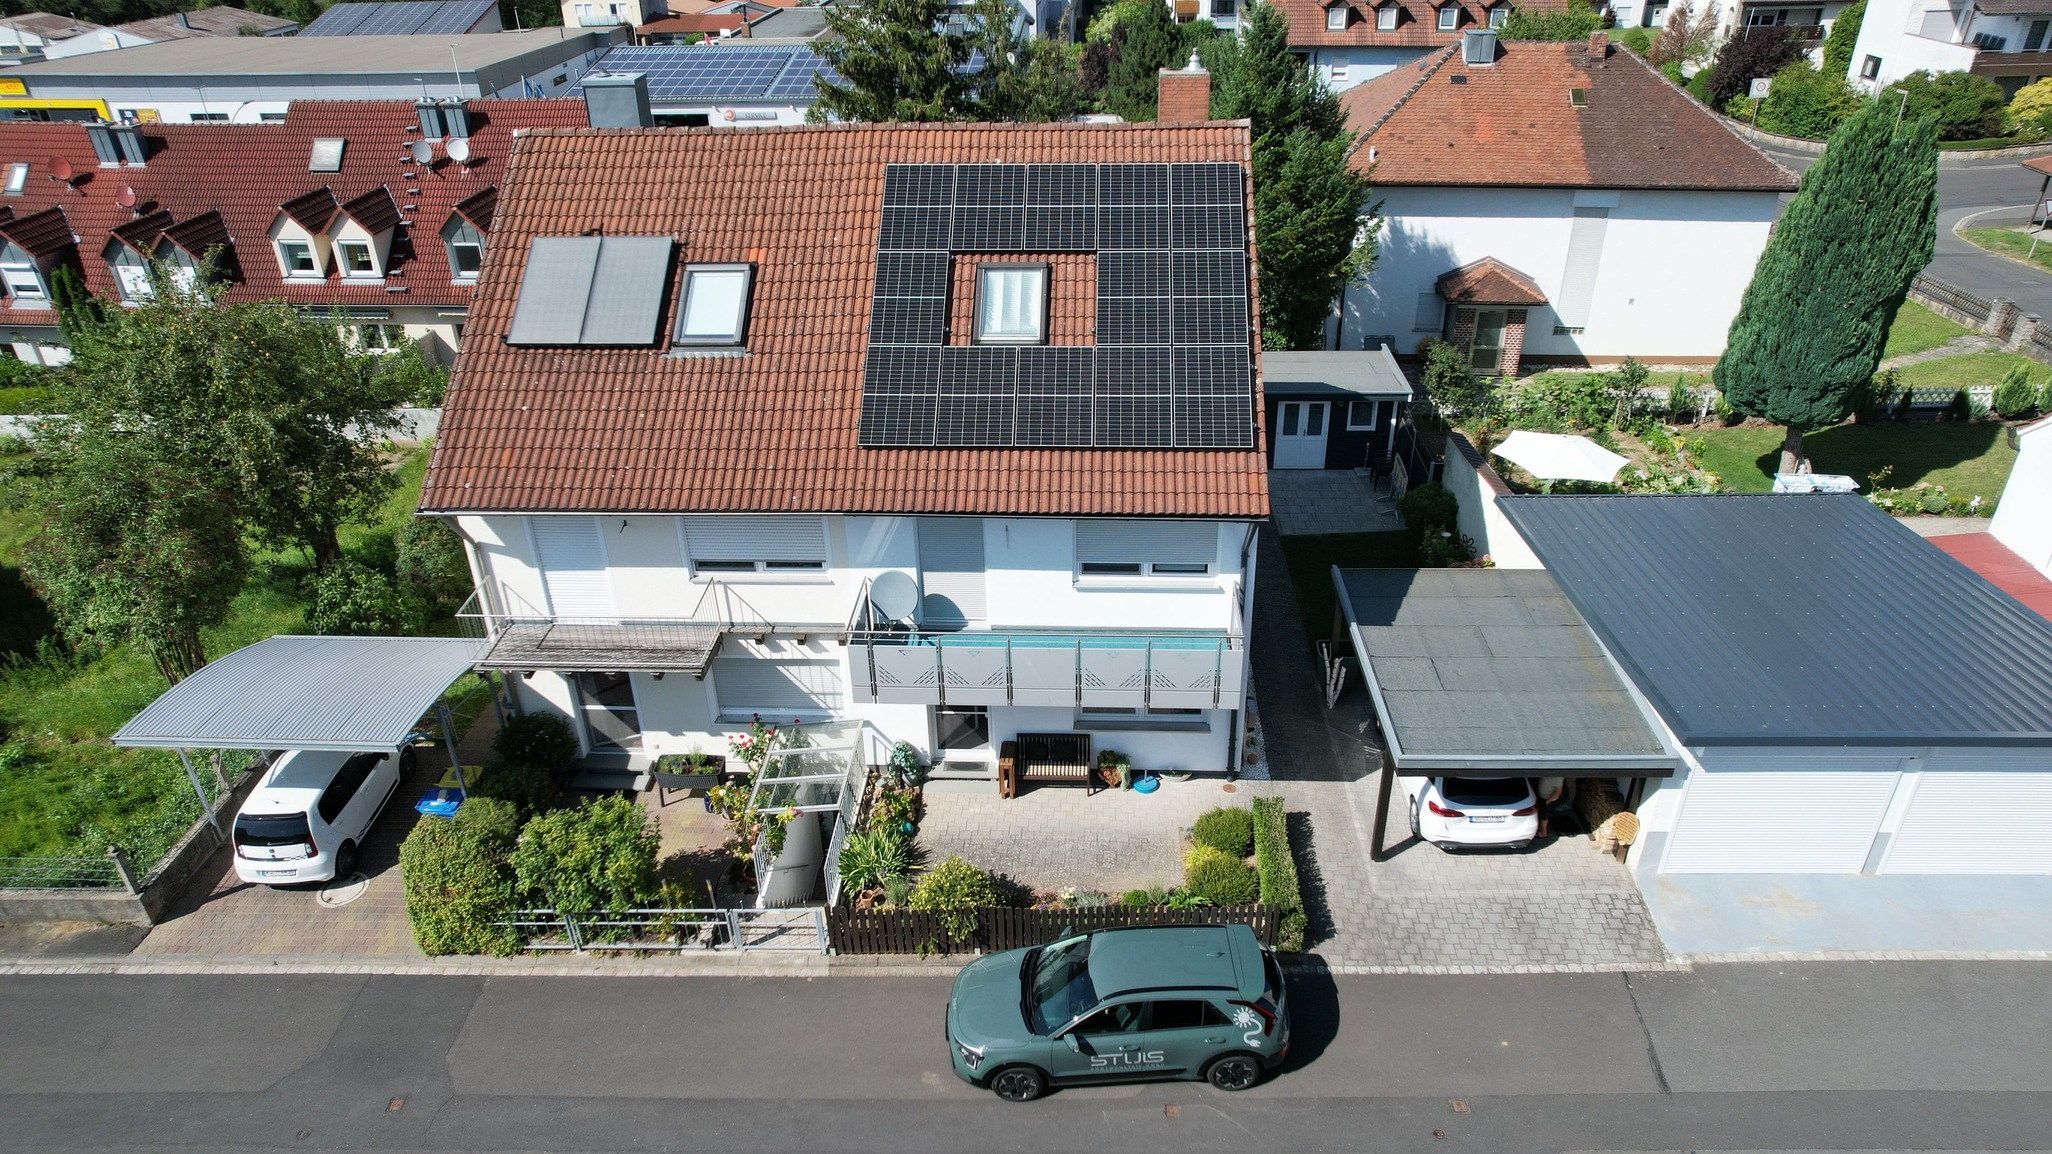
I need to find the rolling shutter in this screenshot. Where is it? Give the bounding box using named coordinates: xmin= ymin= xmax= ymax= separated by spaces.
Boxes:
xmin=712 ymin=656 xmax=844 ymax=715
xmin=530 ymin=517 xmax=613 ymax=618
xmin=1661 ymin=755 xmax=1902 ymax=873
xmin=1074 ymin=520 xmax=1216 ymax=568
xmin=1553 ymin=207 xmax=1608 ymax=327
xmin=682 ymin=516 xmax=828 ymax=563
xmin=1882 ymin=751 xmax=2052 ymax=874
xmin=918 ymin=518 xmax=985 ymax=630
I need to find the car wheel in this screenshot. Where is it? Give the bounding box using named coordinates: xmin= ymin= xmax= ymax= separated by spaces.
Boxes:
xmin=988 ymin=1065 xmax=1047 ymax=1102
xmin=1204 ymin=1053 xmax=1263 ymax=1092
xmin=332 ymin=840 xmax=358 ymax=881
xmin=398 ymin=746 xmax=418 ymax=781
xmin=1408 ymin=797 xmax=1422 ymax=839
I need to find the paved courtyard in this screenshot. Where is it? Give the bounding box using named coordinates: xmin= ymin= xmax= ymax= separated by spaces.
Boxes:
xmin=1266 ymin=470 xmax=1405 ymax=536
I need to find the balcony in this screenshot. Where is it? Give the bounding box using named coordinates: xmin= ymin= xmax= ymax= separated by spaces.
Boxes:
xmin=458 ymin=582 xmax=793 ymax=676
xmin=1973 ymin=48 xmax=2052 ymax=73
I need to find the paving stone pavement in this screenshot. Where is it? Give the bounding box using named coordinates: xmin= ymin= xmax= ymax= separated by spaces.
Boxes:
xmin=1266 ymin=470 xmax=1405 ymax=536
xmin=1243 ymin=526 xmax=1671 ymax=972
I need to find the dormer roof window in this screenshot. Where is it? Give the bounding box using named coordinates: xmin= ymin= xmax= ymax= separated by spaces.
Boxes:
xmin=1376 ymin=1 xmax=1399 ymax=29
xmin=1326 ymin=1 xmax=1350 ymax=30
xmin=1438 ymin=1 xmax=1461 ymax=30
xmin=0 ymin=206 xmax=75 ymax=305
xmin=334 ymin=187 xmax=400 ymax=281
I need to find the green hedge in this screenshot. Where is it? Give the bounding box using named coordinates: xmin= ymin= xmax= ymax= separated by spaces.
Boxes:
xmin=1251 ymin=796 xmax=1307 ymax=952
xmin=1183 ymin=844 xmax=1259 ymax=906
xmin=399 ymin=815 xmax=519 ymax=956
xmin=1191 ymin=805 xmax=1254 ymax=857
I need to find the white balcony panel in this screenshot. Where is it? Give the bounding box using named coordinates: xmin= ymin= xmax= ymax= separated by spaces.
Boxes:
xmin=1009 ymin=646 xmax=1079 ymax=707
xmin=1150 ymin=647 xmax=1223 ymax=709
xmin=1079 ymin=647 xmax=1147 ymax=708
xmin=868 ymin=643 xmax=942 ymax=706
xmin=939 ymin=643 xmax=1010 ymax=707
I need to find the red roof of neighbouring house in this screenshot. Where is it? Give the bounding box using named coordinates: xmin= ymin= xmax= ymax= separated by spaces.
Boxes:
xmin=1281 ymin=0 xmax=1558 ymax=48
xmin=1342 ymin=40 xmax=1799 ymax=191
xmin=0 ymin=99 xmax=591 ymax=321
xmin=1437 ymin=256 xmax=1547 ymax=304
xmin=419 ymin=122 xmax=1271 ymax=519
xmin=1931 ymin=533 xmax=2052 ymax=622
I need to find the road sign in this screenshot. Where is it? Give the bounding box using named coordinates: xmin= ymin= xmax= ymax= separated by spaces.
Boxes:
xmin=1749 ymin=77 xmax=1772 ymax=99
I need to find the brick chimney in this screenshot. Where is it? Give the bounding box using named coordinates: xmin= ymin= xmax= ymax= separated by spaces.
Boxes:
xmin=1587 ymin=30 xmax=1609 ymax=61
xmin=1157 ymin=52 xmax=1211 ymax=123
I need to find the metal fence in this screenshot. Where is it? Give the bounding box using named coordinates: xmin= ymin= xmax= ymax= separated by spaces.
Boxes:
xmin=827 ymin=903 xmax=1276 ymax=956
xmin=1911 ymin=273 xmax=1993 ymax=326
xmin=0 ymin=855 xmax=127 ymax=890
xmin=499 ymin=906 xmax=830 ymax=954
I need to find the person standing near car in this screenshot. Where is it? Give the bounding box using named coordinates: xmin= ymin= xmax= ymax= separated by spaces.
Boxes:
xmin=1535 ymin=776 xmax=1566 ymax=839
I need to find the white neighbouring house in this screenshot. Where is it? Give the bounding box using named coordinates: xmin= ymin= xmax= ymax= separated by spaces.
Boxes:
xmin=1991 ymin=415 xmax=2052 ymax=577
xmin=420 ymin=118 xmax=1270 ymax=789
xmin=1845 ymin=0 xmax=2052 ymax=93
xmin=1334 ymin=32 xmax=1798 ymax=369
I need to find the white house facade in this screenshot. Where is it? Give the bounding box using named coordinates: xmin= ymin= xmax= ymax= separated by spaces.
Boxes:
xmin=1991 ymin=415 xmax=2052 ymax=577
xmin=1846 ymin=0 xmax=2052 ymax=93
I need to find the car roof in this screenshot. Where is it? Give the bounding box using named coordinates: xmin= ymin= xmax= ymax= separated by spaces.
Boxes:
xmin=241 ymin=748 xmax=380 ymax=812
xmin=1085 ymin=925 xmax=1256 ymax=999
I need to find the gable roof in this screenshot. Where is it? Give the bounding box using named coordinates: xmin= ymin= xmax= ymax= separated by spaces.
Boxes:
xmin=1498 ymin=494 xmax=2052 ymax=746
xmin=1343 ymin=41 xmax=1798 ymax=192
xmin=1282 ymin=0 xmax=1551 ymax=47
xmin=1436 ymin=256 xmax=1546 ymax=304
xmin=0 ymin=206 xmax=76 ymax=258
xmin=278 ymin=187 xmax=341 ymax=233
xmin=0 ymin=99 xmax=589 ymax=319
xmin=338 ymin=186 xmax=402 ymax=235
xmin=419 ymin=122 xmax=1270 ymax=519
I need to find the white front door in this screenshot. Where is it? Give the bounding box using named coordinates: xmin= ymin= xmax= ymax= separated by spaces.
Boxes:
xmin=1274 ymin=401 xmax=1329 ymax=469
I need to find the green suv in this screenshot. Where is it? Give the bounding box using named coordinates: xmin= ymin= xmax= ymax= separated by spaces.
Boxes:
xmin=945 ymin=924 xmax=1290 ymax=1101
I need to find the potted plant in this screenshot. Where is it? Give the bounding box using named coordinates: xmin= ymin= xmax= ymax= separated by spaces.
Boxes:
xmin=650 ymin=749 xmax=724 ymax=791
xmin=1096 ymin=749 xmax=1131 ymax=790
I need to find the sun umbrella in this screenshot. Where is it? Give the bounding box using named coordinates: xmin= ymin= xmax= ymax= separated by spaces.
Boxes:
xmin=1489 ymin=430 xmax=1631 ymax=483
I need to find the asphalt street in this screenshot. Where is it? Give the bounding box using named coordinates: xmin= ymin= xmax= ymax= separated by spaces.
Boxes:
xmin=1754 ymin=140 xmax=2052 ymax=319
xmin=2 ymin=962 xmax=2049 ymax=1153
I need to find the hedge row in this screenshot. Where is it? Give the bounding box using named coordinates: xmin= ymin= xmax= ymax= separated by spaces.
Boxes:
xmin=1250 ymin=796 xmax=1306 ymax=953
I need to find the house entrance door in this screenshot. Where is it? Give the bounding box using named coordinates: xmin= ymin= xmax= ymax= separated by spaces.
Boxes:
xmin=575 ymin=672 xmax=643 ymax=757
xmin=1273 ymin=401 xmax=1329 ymax=469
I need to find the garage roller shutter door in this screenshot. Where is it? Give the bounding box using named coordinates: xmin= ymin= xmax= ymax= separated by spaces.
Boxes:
xmin=1883 ymin=752 xmax=2052 ymax=874
xmin=712 ymin=656 xmax=844 ymax=716
xmin=1662 ymin=756 xmax=1901 ymax=874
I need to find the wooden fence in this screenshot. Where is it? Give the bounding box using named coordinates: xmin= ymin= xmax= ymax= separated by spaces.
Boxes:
xmin=827 ymin=903 xmax=1275 ymax=956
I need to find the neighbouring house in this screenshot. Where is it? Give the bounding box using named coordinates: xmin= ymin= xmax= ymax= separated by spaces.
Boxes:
xmin=0 ymin=13 xmax=107 ymax=68
xmin=2 ymin=27 xmax=620 ymax=124
xmin=1987 ymin=414 xmax=2052 ymax=580
xmin=1336 ymin=31 xmax=1797 ymax=369
xmin=1262 ymin=348 xmax=1412 ymax=470
xmin=1712 ymin=2 xmax=1851 ymax=70
xmin=570 ymin=44 xmax=839 ymax=124
xmin=301 ymin=0 xmax=503 ymax=36
xmin=419 ymin=98 xmax=1268 ymax=792
xmin=34 ymin=8 xmax=298 ymax=61
xmin=1170 ymin=0 xmax=1245 ymax=32
xmin=1846 ymin=0 xmax=2052 ymax=94
xmin=1277 ymin=0 xmax=1564 ymax=92
xmin=0 ymin=98 xmax=591 ymax=366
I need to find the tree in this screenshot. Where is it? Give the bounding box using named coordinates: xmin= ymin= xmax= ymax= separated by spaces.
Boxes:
xmin=2010 ymin=76 xmax=2052 ymax=137
xmin=1210 ymin=2 xmax=1375 ymax=349
xmin=1714 ymin=100 xmax=1939 ymax=472
xmin=1757 ymin=62 xmax=1860 ymax=139
xmin=496 ymin=0 xmax=565 ymax=28
xmin=1883 ymin=70 xmax=2007 ymax=141
xmin=813 ymin=0 xmax=969 ymax=122
xmin=962 ymin=0 xmax=1085 ymax=122
xmin=1500 ymin=0 xmax=1602 ymax=41
xmin=1649 ymin=1 xmax=1722 ymax=68
xmin=1821 ymin=0 xmax=1865 ymax=79
xmin=48 ymin=264 xmax=108 ymax=344
xmin=1707 ymin=25 xmax=1802 ymax=107
xmin=20 ymin=438 xmax=247 ymax=685
xmin=56 ymin=269 xmax=403 ymax=570
xmin=1103 ymin=0 xmax=1185 ymax=120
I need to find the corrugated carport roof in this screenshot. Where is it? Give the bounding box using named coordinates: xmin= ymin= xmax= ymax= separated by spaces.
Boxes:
xmin=1335 ymin=567 xmax=1678 ymax=772
xmin=113 ymin=635 xmax=485 ymax=753
xmin=1498 ymin=494 xmax=2052 ymax=746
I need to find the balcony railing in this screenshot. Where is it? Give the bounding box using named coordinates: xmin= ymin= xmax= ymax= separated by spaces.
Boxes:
xmin=458 ymin=582 xmax=783 ymax=676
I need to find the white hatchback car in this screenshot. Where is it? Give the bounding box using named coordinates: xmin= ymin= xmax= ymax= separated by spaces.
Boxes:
xmin=1402 ymin=775 xmax=1539 ymax=851
xmin=232 ymin=748 xmax=409 ymax=885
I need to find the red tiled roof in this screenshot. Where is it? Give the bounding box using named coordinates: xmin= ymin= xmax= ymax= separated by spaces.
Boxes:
xmin=279 ymin=186 xmax=340 ymax=232
xmin=1932 ymin=533 xmax=2052 ymax=622
xmin=638 ymin=12 xmax=751 ymax=34
xmin=420 ymin=122 xmax=1270 ymax=519
xmin=338 ymin=186 xmax=401 ymax=235
xmin=2024 ymin=155 xmax=2052 ymax=177
xmin=110 ymin=209 xmax=174 ymax=254
xmin=451 ymin=186 xmax=497 ymax=231
xmin=1436 ymin=255 xmax=1546 ymax=304
xmin=1342 ymin=42 xmax=1799 ymax=191
xmin=0 ymin=206 xmax=76 ymax=259
xmin=1281 ymin=0 xmax=1556 ymax=48
xmin=0 ymin=99 xmax=592 ymax=320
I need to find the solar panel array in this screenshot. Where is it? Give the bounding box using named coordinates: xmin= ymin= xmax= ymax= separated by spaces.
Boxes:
xmin=301 ymin=0 xmax=500 ymax=35
xmin=857 ymin=163 xmax=1253 ymax=451
xmin=567 ymin=46 xmax=841 ymax=104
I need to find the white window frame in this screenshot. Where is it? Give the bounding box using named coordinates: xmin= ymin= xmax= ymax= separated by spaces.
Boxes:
xmin=675 ymin=262 xmax=755 ymax=346
xmin=2 ymin=262 xmax=46 ymax=301
xmin=443 ymin=217 xmax=484 ymax=282
xmin=1860 ymin=54 xmax=1882 ymax=79
xmin=1376 ymin=4 xmax=1398 ymax=29
xmin=1437 ymin=3 xmax=1459 ymax=30
xmin=1330 ymin=63 xmax=1350 ymax=81
xmin=354 ymin=323 xmax=406 ymax=352
xmin=1327 ymin=4 xmax=1349 ymax=30
xmin=678 ymin=515 xmax=831 ymax=581
xmin=973 ymin=262 xmax=1049 ymax=345
xmin=278 ymin=239 xmax=319 ymax=278
xmin=1074 ymin=704 xmax=1212 ymax=731
xmin=3 ymin=163 xmax=26 ymax=196
xmin=1487 ymin=4 xmax=1507 ymax=28
xmin=109 ymin=247 xmax=152 ymax=301
xmin=1346 ymin=399 xmax=1380 ymax=431
xmin=338 ymin=239 xmax=378 ymax=279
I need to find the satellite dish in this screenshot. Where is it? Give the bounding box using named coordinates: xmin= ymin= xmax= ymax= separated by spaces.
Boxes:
xmin=868 ymin=571 xmax=919 ymax=623
xmin=445 ymin=136 xmax=471 ymax=164
xmin=47 ymin=156 xmax=73 ymax=182
xmin=407 ymin=139 xmax=435 ymax=165
xmin=115 ymin=184 xmax=137 ymax=208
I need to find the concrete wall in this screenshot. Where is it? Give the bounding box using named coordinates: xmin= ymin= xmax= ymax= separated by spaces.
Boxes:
xmin=1340 ymin=186 xmax=1780 ymax=363
xmin=1990 ymin=420 xmax=2052 ymax=576
xmin=1438 ymin=432 xmax=1544 ymax=569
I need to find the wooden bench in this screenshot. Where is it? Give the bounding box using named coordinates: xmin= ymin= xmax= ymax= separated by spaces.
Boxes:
xmin=998 ymin=733 xmax=1095 ymax=798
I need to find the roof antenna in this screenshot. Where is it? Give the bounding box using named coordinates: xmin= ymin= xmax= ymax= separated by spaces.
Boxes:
xmin=450 ymin=44 xmax=462 ymax=99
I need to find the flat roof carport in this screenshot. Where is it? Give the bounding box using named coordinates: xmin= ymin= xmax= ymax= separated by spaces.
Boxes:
xmin=1332 ymin=567 xmax=1680 ymax=861
xmin=112 ymin=635 xmax=489 ymax=832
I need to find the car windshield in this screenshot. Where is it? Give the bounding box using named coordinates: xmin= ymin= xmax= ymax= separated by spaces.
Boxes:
xmin=233 ymin=812 xmax=311 ymax=846
xmin=1441 ymin=777 xmax=1529 ymax=806
xmin=1025 ymin=935 xmax=1096 ymax=1034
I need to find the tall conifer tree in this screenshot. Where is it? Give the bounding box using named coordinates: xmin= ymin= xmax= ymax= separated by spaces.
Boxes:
xmin=814 ymin=0 xmax=969 ymax=122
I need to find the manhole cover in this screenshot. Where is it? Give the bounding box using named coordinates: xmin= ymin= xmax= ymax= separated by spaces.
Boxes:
xmin=316 ymin=873 xmax=369 ymax=908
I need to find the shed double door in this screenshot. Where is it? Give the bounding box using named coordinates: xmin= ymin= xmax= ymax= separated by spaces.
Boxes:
xmin=1274 ymin=401 xmax=1328 ymax=469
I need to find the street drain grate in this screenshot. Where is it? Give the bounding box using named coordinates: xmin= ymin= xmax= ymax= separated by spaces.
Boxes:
xmin=316 ymin=873 xmax=369 ymax=908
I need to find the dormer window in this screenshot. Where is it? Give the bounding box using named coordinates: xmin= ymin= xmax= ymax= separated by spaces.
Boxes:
xmin=442 ymin=217 xmax=484 ymax=282
xmin=1326 ymin=3 xmax=1349 ymax=30
xmin=1487 ymin=3 xmax=1507 ymax=27
xmin=279 ymin=240 xmax=319 ymax=277
xmin=339 ymin=240 xmax=377 ymax=278
xmin=1438 ymin=3 xmax=1460 ymax=30
xmin=1376 ymin=3 xmax=1399 ymax=29
xmin=1 ymin=258 xmax=45 ymax=301
xmin=974 ymin=263 xmax=1048 ymax=344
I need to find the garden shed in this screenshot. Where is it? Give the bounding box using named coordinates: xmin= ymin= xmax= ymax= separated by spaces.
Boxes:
xmin=1263 ymin=347 xmax=1412 ymax=471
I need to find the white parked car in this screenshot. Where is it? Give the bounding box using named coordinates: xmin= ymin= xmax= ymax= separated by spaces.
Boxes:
xmin=232 ymin=748 xmax=410 ymax=885
xmin=1402 ymin=775 xmax=1538 ymax=852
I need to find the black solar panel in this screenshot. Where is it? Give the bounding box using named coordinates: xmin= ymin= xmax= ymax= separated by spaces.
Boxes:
xmin=873 ymin=251 xmax=951 ymax=298
xmin=1028 ymin=164 xmax=1096 ymax=208
xmin=1100 ymin=206 xmax=1171 ymax=251
xmin=1101 ymin=165 xmax=1170 ymax=206
xmin=1172 ymin=163 xmax=1243 ymax=206
xmin=955 ymin=165 xmax=1027 ymax=206
xmin=1174 ymin=347 xmax=1253 ymax=394
xmin=1172 ymin=299 xmax=1250 ymax=346
xmin=868 ymin=297 xmax=948 ymax=346
xmin=1096 ymin=347 xmax=1173 ymax=393
xmin=857 ymin=391 xmax=937 ymax=447
xmin=1023 ymin=206 xmax=1094 ymax=251
xmin=879 ymin=206 xmax=952 ymax=252
xmin=1173 ymin=205 xmax=1245 ymax=251
xmin=950 ymin=207 xmax=1022 ymax=252
xmin=936 ymin=347 xmax=1019 ymax=446
xmin=1099 ymin=251 xmax=1171 ymax=297
xmin=301 ymin=0 xmax=498 ymax=36
xmin=863 ymin=346 xmax=943 ymax=390
xmin=1093 ymin=393 xmax=1175 ymax=447
xmin=883 ymin=164 xmax=955 ymax=207
xmin=1173 ymin=392 xmax=1256 ymax=448
xmin=1173 ymin=250 xmax=1246 ymax=298
xmin=567 ymin=46 xmax=838 ymax=104
xmin=1098 ymin=297 xmax=1172 ymax=346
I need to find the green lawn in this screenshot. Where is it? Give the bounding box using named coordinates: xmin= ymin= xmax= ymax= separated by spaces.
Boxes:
xmin=1960 ymin=226 xmax=2052 ymax=275
xmin=1883 ymin=301 xmax=1971 ymax=360
xmin=1896 ymin=351 xmax=2050 ymax=393
xmin=0 ymin=446 xmax=433 ymax=868
xmin=1278 ymin=531 xmax=1420 ymax=644
xmin=1689 ymin=422 xmax=2017 ymax=503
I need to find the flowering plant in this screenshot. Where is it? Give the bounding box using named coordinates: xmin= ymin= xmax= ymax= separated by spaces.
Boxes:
xmin=726 ymin=713 xmax=786 ymax=773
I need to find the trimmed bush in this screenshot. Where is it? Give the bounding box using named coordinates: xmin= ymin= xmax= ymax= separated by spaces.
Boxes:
xmin=451 ymin=796 xmax=521 ymax=847
xmin=1398 ymin=482 xmax=1459 ymax=536
xmin=1757 ymin=63 xmax=1860 ymax=140
xmin=493 ymin=711 xmax=579 ymax=771
xmin=909 ymin=856 xmax=1004 ymax=944
xmin=472 ymin=758 xmax=550 ymax=820
xmin=2011 ymin=76 xmax=2052 ymax=137
xmin=1885 ymin=69 xmax=2007 ymax=142
xmin=1191 ymin=805 xmax=1255 ymax=857
xmin=510 ymin=795 xmax=661 ymax=916
xmin=1251 ymin=797 xmax=1307 ymax=952
xmin=1183 ymin=843 xmax=1259 ymax=906
xmin=399 ymin=817 xmax=519 ymax=956
xmin=1992 ymin=365 xmax=2039 ymax=418
xmin=1944 ymin=388 xmax=1972 ymax=422
xmin=1616 ymin=26 xmax=1653 ymax=55
xmin=1120 ymin=888 xmax=1153 ymax=906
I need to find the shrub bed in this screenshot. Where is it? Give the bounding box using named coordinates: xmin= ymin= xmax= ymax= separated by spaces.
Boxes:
xmin=399 ymin=814 xmax=519 ymax=957
xmin=1183 ymin=843 xmax=1259 ymax=906
xmin=1251 ymin=796 xmax=1307 ymax=953
xmin=1191 ymin=805 xmax=1254 ymax=857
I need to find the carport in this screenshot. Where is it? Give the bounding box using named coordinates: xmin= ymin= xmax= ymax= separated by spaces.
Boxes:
xmin=1330 ymin=567 xmax=1680 ymax=861
xmin=112 ymin=635 xmax=491 ymax=832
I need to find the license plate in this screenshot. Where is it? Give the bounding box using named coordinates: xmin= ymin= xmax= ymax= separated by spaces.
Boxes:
xmin=257 ymin=868 xmax=297 ymax=877
xmin=1468 ymin=815 xmax=1507 ymax=824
